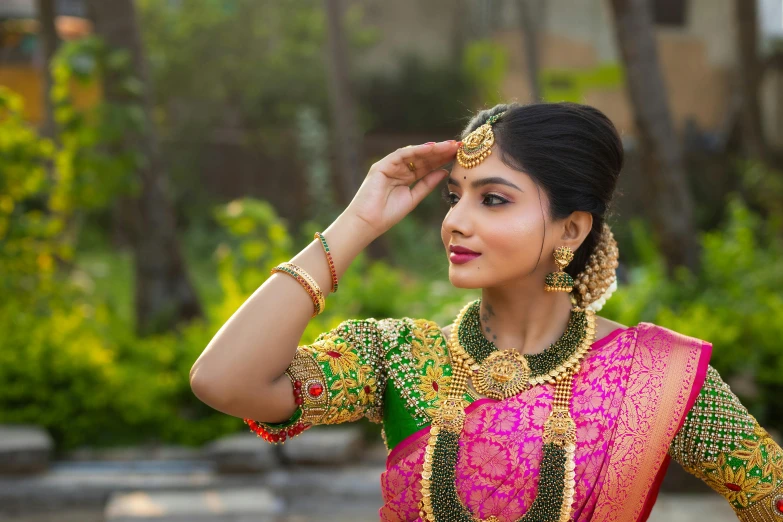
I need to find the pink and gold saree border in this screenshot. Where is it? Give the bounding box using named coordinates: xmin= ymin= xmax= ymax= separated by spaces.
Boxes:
xmin=591 ymin=324 xmax=712 ymax=522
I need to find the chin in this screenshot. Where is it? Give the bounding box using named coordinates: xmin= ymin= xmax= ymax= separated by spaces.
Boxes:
xmin=447 ymin=267 xmax=486 ymax=289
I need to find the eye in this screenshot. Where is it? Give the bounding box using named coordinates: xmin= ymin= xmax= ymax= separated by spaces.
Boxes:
xmin=441 ymin=186 xmax=457 ymax=207
xmin=440 ymin=187 xmax=509 ymax=207
xmin=483 ymin=194 xmax=508 ymax=206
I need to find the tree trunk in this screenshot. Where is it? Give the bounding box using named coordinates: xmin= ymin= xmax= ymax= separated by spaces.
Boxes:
xmin=323 ymin=0 xmax=362 ymax=206
xmin=735 ymin=0 xmax=770 ymax=164
xmin=609 ymin=0 xmax=699 ymax=274
xmin=518 ymin=0 xmax=543 ymax=102
xmin=322 ymin=0 xmax=389 ymax=258
xmin=36 ymin=0 xmax=58 ymax=138
xmin=88 ymin=0 xmax=202 ymax=335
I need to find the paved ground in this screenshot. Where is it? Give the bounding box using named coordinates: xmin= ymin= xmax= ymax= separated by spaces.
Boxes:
xmin=0 ymin=460 xmax=739 ymax=522
xmin=0 ymin=494 xmax=739 ymax=522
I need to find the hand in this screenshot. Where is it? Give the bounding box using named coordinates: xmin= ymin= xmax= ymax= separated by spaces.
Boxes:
xmin=345 ymin=140 xmax=458 ymax=237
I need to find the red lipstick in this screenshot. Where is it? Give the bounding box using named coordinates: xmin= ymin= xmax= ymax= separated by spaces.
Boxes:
xmin=449 ymin=245 xmax=481 ymax=264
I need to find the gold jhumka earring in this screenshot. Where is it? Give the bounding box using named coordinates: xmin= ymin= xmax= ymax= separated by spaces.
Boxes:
xmin=545 ymin=246 xmax=575 ymax=292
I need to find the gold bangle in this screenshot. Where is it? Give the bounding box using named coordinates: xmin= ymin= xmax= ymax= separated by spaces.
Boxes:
xmin=270 ymin=262 xmax=325 ymax=317
xmin=314 ymin=232 xmax=338 ymax=293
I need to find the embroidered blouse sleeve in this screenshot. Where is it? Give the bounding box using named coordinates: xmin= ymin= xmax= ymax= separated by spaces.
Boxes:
xmin=668 ymin=365 xmax=783 ymax=520
xmin=244 ymin=318 xmax=400 ymax=444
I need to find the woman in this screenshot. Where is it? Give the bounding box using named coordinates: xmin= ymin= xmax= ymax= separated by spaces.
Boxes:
xmin=190 ymin=102 xmax=783 ymax=521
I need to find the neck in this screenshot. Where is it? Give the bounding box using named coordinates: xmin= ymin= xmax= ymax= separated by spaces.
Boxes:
xmin=479 ymin=282 xmax=573 ymax=356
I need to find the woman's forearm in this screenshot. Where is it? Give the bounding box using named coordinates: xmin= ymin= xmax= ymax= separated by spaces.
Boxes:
xmin=189 ymin=210 xmax=378 ymax=422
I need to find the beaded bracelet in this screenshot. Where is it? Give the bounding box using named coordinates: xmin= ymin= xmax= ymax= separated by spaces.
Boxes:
xmin=314 ymin=232 xmax=338 ymax=294
xmin=243 ymin=370 xmax=311 ymax=444
xmin=270 ymin=262 xmax=325 ymax=317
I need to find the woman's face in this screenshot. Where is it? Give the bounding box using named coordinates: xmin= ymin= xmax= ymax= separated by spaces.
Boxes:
xmin=440 ymin=150 xmax=560 ymax=289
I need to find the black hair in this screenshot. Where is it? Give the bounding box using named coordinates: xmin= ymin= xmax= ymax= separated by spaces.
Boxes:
xmin=460 ymin=102 xmax=623 ymax=278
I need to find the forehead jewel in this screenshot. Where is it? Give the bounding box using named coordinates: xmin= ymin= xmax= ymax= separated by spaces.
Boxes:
xmin=456 ymin=111 xmax=506 ymax=169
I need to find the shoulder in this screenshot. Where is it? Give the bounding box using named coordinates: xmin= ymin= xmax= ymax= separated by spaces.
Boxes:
xmin=334 ymin=316 xmax=444 ymax=341
xmin=595 ymin=315 xmax=628 ymax=341
xmin=627 ymin=322 xmax=713 ymax=364
xmin=440 ymin=323 xmax=452 ymax=342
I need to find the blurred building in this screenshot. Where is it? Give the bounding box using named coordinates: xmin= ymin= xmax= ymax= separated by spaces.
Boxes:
xmin=0 ymin=0 xmax=93 ymax=123
xmin=355 ymin=0 xmax=783 ymax=146
xmin=3 ymin=0 xmax=783 ymax=145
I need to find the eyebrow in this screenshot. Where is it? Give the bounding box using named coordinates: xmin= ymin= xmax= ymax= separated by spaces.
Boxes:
xmin=446 ymin=176 xmax=523 ymax=192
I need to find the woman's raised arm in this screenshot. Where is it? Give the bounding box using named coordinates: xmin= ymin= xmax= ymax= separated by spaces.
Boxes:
xmin=189 ymin=140 xmax=458 ymax=424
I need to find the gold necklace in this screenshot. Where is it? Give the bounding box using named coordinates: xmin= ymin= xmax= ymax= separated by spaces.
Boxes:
xmin=450 ymin=298 xmax=596 ymax=399
xmin=419 ymin=301 xmax=596 ymax=522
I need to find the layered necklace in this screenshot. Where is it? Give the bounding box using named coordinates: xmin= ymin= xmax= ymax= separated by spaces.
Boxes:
xmin=419 ymin=299 xmax=596 ymax=522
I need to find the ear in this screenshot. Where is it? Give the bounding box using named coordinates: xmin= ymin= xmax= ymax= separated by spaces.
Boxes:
xmin=559 ymin=211 xmax=593 ymax=251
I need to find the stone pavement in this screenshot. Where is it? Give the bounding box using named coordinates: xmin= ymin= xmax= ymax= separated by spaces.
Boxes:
xmin=0 ymin=428 xmax=740 ymax=522
xmin=649 ymin=494 xmax=737 ymax=521
xmin=0 ymin=461 xmax=739 ymax=522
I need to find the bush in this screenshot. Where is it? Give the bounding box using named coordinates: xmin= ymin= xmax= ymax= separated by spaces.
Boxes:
xmin=601 ymin=196 xmax=783 ymax=430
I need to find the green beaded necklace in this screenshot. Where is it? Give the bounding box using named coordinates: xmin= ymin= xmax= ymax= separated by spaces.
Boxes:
xmin=458 ymin=298 xmax=588 ymax=378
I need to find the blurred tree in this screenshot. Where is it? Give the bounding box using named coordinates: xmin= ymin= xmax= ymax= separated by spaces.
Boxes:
xmin=517 ymin=0 xmax=545 ymax=102
xmin=136 ymin=0 xmax=379 ymax=230
xmin=323 ymin=0 xmax=362 ymax=206
xmin=36 ymin=0 xmax=59 ymax=138
xmin=87 ymin=0 xmax=202 ymax=335
xmin=735 ymin=0 xmax=771 ymax=165
xmin=609 ymin=0 xmax=698 ymax=274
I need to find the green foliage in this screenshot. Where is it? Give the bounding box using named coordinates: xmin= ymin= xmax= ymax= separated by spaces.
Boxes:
xmin=0 ymin=87 xmax=60 ymax=297
xmin=601 ymin=196 xmax=783 ymax=429
xmin=136 ymin=0 xmax=378 ymax=219
xmin=540 ymin=64 xmax=624 ymax=103
xmin=50 ymin=37 xmax=141 ymax=211
xmin=738 ymin=159 xmax=783 ymax=230
xmin=358 ymin=54 xmax=478 ymax=133
xmin=461 ymin=40 xmax=507 ymax=107
xmin=137 ymin=0 xmax=374 ymax=149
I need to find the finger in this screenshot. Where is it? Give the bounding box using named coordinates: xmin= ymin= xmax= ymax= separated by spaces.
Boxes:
xmin=410 ymin=168 xmax=449 ymax=206
xmin=385 ymin=141 xmax=458 ymax=179
xmin=399 ymin=141 xmax=458 ymax=177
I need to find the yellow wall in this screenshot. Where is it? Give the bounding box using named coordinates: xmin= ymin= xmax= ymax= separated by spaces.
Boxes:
xmin=0 ymin=64 xmax=100 ymax=124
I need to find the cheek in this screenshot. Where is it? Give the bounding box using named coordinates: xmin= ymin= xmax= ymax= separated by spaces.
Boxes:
xmin=483 ymin=206 xmax=545 ymax=255
xmin=440 ymin=221 xmax=447 ymax=247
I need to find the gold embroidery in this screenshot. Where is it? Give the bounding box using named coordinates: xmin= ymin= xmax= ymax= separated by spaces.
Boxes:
xmin=735 ymin=484 xmax=783 ymax=521
xmin=289 ymin=348 xmax=329 ymax=424
xmin=670 ymin=366 xmax=783 ymax=514
xmin=669 ymin=366 xmax=756 ymax=469
xmin=417 ymin=365 xmax=448 ymax=403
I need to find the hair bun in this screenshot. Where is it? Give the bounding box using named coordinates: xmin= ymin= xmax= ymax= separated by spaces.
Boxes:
xmin=573 ymin=223 xmax=619 ymax=311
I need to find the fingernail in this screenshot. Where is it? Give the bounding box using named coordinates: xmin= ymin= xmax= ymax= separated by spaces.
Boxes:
xmin=425 ymin=142 xmax=435 ymax=145
xmin=448 ymin=140 xmax=456 ymax=143
xmin=457 ymin=141 xmax=463 ymax=147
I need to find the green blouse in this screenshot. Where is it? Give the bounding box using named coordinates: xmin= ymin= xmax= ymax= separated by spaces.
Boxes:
xmin=246 ymin=317 xmax=783 ymax=520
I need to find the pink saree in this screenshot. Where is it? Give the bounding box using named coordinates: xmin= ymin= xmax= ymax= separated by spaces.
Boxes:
xmin=379 ymin=322 xmax=712 ymax=522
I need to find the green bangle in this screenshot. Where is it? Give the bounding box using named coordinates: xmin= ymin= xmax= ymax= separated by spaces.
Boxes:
xmin=314 ymin=232 xmax=338 ymax=293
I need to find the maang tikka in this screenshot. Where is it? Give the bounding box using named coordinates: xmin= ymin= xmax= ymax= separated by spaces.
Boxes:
xmin=457 ymin=111 xmax=506 ymax=168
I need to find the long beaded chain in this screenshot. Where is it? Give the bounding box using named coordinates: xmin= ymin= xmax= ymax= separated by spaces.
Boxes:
xmin=419 ymin=301 xmax=596 ymax=522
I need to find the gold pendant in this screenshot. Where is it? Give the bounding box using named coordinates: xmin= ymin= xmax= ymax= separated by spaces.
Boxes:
xmin=473 ymin=349 xmax=531 ymax=400
xmin=434 ymin=397 xmax=468 ymax=433
xmin=543 ymin=409 xmax=577 ymax=447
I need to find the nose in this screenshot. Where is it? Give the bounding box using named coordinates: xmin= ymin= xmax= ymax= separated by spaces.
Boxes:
xmin=442 ymin=196 xmax=473 ymax=238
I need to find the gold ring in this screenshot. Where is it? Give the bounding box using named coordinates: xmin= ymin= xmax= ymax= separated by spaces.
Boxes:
xmin=407 ymin=162 xmax=416 ymax=172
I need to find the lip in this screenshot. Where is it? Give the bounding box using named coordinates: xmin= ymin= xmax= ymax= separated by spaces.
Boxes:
xmin=449 ymin=252 xmax=481 ymax=264
xmin=449 ymin=245 xmax=480 ymax=255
